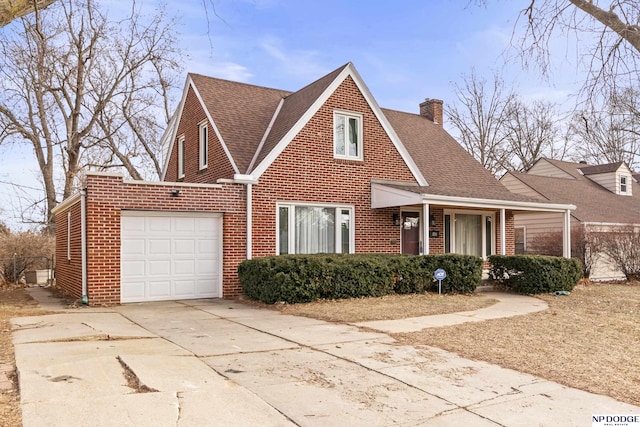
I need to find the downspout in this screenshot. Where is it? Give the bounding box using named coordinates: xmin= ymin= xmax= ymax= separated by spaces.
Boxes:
xmin=80 ymin=189 xmax=88 ymax=305
xmin=246 ymin=184 xmax=252 ymax=260
xmin=500 ymin=208 xmax=506 ymax=255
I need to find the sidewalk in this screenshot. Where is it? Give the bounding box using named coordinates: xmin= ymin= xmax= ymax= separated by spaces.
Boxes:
xmin=355 ymin=291 xmax=548 ymax=333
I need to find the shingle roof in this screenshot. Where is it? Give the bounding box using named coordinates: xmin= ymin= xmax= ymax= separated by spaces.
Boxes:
xmin=382 ymin=108 xmax=533 ymax=201
xmin=507 ymin=162 xmax=640 ymax=224
xmin=189 ymin=73 xmax=291 ymax=174
xmin=250 ymin=64 xmax=349 ymax=172
xmin=186 ymin=65 xmax=540 ymax=203
xmin=579 ymin=161 xmax=625 ymax=176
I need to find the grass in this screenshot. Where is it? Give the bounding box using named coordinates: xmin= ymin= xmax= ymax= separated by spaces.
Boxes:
xmin=278 ymin=282 xmax=640 ymax=407
xmin=268 ymin=292 xmax=497 ymax=322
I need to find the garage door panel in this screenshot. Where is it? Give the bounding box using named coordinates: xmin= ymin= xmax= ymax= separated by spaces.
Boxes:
xmin=121 ymin=212 xmax=222 ymax=303
xmin=197 ymin=239 xmax=218 ymax=254
xmin=175 ymin=217 xmax=196 ymax=232
xmin=197 ymin=217 xmax=216 ymax=228
xmin=121 ymin=281 xmax=145 ymax=300
xmin=174 ymin=280 xmax=196 ymax=296
xmin=122 ymin=260 xmax=145 ymax=277
xmin=196 ymin=278 xmax=218 ymax=295
xmin=174 ymin=259 xmax=195 ymax=275
xmin=148 ymin=239 xmax=171 ymax=255
xmin=122 ymin=239 xmax=145 ymax=256
xmin=148 ymin=217 xmax=171 ymax=232
xmin=122 ymin=217 xmax=145 ymax=232
xmin=148 ymin=280 xmax=171 ymax=298
xmin=174 ymin=239 xmax=195 ymax=255
xmin=197 ymin=260 xmax=217 ymax=274
xmin=148 ymin=260 xmax=170 ymax=276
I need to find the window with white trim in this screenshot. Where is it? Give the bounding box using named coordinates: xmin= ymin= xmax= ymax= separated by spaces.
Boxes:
xmin=334 ymin=111 xmax=363 ymax=160
xmin=277 ymin=203 xmax=354 ymax=255
xmin=444 ymin=210 xmax=495 ymax=259
xmin=620 ymin=175 xmax=628 ymax=194
xmin=199 ymin=122 xmax=208 ymax=170
xmin=177 ymin=135 xmax=185 ymax=179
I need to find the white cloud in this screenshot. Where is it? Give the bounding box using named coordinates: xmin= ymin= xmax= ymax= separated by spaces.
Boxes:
xmin=259 ymin=37 xmax=328 ymax=82
xmin=187 ymin=59 xmax=253 ymax=82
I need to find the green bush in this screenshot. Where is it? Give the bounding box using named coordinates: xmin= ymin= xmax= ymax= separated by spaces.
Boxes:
xmin=238 ymin=253 xmax=483 ymax=304
xmin=488 ymin=255 xmax=583 ymax=294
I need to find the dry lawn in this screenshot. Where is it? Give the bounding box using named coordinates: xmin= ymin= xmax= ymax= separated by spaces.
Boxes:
xmin=271 ymin=292 xmax=497 ymax=322
xmin=391 ymin=283 xmax=639 ymax=407
xmin=276 ymin=283 xmax=640 ymax=407
xmin=0 ymin=285 xmax=52 ymax=427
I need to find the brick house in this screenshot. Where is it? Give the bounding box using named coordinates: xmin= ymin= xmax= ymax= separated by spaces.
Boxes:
xmin=53 ymin=63 xmax=574 ymax=305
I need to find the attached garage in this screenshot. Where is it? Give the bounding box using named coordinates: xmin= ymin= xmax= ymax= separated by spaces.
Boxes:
xmin=120 ymin=211 xmax=223 ymax=303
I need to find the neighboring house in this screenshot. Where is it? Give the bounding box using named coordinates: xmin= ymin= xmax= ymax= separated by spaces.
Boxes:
xmin=53 ymin=63 xmax=574 ymax=305
xmin=501 ymin=158 xmax=640 ymax=280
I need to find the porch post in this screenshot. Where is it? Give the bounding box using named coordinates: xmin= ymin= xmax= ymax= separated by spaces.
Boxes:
xmin=500 ymin=208 xmax=506 ymax=255
xmin=423 ymin=203 xmax=430 ymax=255
xmin=563 ymin=209 xmax=571 ymax=258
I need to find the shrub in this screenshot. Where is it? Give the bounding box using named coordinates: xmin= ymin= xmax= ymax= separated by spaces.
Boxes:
xmin=488 ymin=255 xmax=583 ymax=294
xmin=526 ymin=226 xmax=598 ymax=278
xmin=0 ymin=230 xmax=55 ymax=284
xmin=238 ymin=253 xmax=483 ymax=304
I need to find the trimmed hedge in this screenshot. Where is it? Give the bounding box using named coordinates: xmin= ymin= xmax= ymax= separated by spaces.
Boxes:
xmin=238 ymin=253 xmax=482 ymax=304
xmin=488 ymin=255 xmax=583 ymax=294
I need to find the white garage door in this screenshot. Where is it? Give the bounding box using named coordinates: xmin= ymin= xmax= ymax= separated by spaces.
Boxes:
xmin=120 ymin=211 xmax=222 ymax=303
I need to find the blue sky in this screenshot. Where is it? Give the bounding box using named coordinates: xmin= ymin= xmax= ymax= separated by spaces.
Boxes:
xmin=0 ymin=0 xmax=584 ymax=230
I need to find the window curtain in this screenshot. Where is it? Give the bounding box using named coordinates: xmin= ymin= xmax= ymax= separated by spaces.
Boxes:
xmin=348 ymin=117 xmax=358 ymax=156
xmin=454 ymin=214 xmax=482 ymax=256
xmin=295 ymin=207 xmax=335 ymax=254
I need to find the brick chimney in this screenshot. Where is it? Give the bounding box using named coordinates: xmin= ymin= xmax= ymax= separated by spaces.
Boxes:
xmin=419 ymin=98 xmax=443 ymax=125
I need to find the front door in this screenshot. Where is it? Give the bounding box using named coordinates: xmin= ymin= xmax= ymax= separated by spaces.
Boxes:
xmin=401 ymin=211 xmax=420 ymax=255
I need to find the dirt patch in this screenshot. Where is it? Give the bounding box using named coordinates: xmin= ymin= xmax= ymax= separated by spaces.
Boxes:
xmin=264 ymin=292 xmax=497 ymax=323
xmin=392 ymin=283 xmax=640 ymax=407
xmin=0 ymin=284 xmax=53 ymax=427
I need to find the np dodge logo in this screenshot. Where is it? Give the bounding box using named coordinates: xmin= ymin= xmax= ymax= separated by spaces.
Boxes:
xmin=593 ymin=415 xmax=640 ymax=427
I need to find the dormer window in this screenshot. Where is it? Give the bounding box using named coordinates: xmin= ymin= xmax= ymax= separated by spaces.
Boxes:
xmin=620 ymin=175 xmax=628 ymax=194
xmin=334 ymin=111 xmax=363 ymax=160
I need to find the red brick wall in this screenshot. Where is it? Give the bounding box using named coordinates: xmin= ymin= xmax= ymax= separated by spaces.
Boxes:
xmin=252 ymin=76 xmax=418 ymax=256
xmin=164 ymin=86 xmax=236 ymax=182
xmin=82 ymin=174 xmax=245 ymax=305
xmin=54 ymin=199 xmax=83 ymax=299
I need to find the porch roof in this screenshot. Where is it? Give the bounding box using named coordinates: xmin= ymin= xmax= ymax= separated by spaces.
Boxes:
xmin=371 ymin=181 xmax=576 ymax=213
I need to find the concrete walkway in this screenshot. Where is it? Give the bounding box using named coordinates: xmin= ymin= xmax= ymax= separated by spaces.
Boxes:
xmin=11 ymin=287 xmax=639 ymax=426
xmin=355 ymin=291 xmax=549 ymax=333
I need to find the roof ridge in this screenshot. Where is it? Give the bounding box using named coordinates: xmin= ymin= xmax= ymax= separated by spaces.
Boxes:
xmin=188 ymin=72 xmax=293 ymax=95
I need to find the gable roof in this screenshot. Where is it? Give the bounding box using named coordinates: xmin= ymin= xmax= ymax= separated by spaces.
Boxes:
xmin=189 ymin=73 xmax=291 ymax=174
xmin=505 ymin=160 xmax=640 ymax=224
xmin=382 ymin=108 xmax=526 ymax=201
xmin=160 ymin=64 xmax=570 ymax=207
xmin=579 ymin=161 xmax=625 ymax=176
xmin=248 ymin=65 xmax=347 ymax=172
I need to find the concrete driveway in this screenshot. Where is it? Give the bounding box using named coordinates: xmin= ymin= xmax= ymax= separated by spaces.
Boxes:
xmin=12 ymin=291 xmax=639 ymax=426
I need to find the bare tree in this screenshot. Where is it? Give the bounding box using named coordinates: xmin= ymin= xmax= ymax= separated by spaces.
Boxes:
xmin=598 ymin=227 xmax=640 ymax=281
xmin=503 ymin=99 xmax=566 ymax=172
xmin=446 ymin=70 xmax=517 ymax=175
xmin=569 ymin=88 xmax=640 ymax=169
xmin=490 ymin=0 xmax=640 ymax=101
xmin=0 ymin=0 xmax=181 ymax=227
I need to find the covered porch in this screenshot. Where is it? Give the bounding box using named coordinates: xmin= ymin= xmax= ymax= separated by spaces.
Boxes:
xmin=371 ymin=182 xmax=576 ymax=259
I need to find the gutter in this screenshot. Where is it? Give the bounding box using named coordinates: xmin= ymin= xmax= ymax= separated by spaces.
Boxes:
xmin=80 ymin=189 xmax=88 ymax=305
xmin=232 ymin=174 xmax=259 ymax=260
